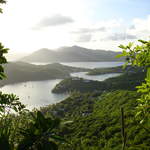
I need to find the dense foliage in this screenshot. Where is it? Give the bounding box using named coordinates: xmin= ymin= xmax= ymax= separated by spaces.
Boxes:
xmin=0 ymin=1 xmax=149 ymax=149
xmin=42 ymin=90 xmax=150 ymax=149
xmin=52 ymin=68 xmax=146 ymax=93
xmin=17 ymin=111 xmax=64 ymax=150
xmin=118 ymin=40 xmax=150 ymax=124
xmin=87 ymin=66 xmax=124 ymax=75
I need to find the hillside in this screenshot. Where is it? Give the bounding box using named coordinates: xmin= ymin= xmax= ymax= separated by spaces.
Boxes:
xmin=21 ymin=46 xmax=125 ymax=62
xmin=52 ymin=77 xmax=105 ymax=93
xmin=0 ymin=62 xmax=89 ymax=86
xmin=87 ymin=65 xmax=142 ymax=75
xmin=41 ymin=67 xmax=148 ymax=149
xmin=41 ymin=90 xmax=150 ymax=149
xmin=52 ymin=68 xmax=146 ymax=93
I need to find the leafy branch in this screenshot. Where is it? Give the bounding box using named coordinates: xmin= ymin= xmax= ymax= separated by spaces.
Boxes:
xmin=118 ymin=39 xmax=150 ymax=124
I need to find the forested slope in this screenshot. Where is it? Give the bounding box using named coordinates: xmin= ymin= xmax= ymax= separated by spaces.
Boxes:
xmin=42 ymin=90 xmax=150 ymax=149
xmin=0 ymin=62 xmax=89 ymax=86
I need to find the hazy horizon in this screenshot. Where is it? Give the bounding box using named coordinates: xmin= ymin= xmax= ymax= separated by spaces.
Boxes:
xmin=0 ymin=0 xmax=149 ymax=55
xmin=6 ymin=45 xmax=123 ymax=61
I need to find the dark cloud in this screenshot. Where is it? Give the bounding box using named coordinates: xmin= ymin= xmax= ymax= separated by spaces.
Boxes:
xmin=76 ymin=34 xmax=92 ymax=42
xmin=106 ymin=33 xmax=137 ymax=41
xmin=72 ymin=27 xmax=106 ymax=34
xmin=35 ymin=14 xmax=74 ymax=28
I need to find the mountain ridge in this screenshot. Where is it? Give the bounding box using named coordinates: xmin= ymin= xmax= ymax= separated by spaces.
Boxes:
xmin=0 ymin=62 xmax=90 ymax=86
xmin=21 ymin=46 xmax=124 ymax=62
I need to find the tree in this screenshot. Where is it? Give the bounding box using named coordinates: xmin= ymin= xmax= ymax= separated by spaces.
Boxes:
xmin=118 ymin=39 xmax=150 ymax=125
xmin=0 ymin=0 xmax=6 ymax=13
xmin=0 ymin=2 xmax=65 ymax=150
xmin=17 ymin=111 xmax=65 ymax=150
xmin=0 ymin=1 xmax=25 ymax=119
xmin=0 ymin=2 xmax=27 ymax=149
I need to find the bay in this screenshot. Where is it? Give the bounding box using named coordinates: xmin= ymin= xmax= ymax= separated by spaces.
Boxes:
xmin=31 ymin=61 xmax=124 ymax=69
xmin=0 ymin=62 xmax=123 ymax=110
xmin=61 ymin=62 xmax=123 ymax=69
xmin=0 ymin=79 xmax=68 ymax=110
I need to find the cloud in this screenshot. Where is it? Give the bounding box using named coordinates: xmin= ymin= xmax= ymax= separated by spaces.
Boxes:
xmin=71 ymin=19 xmax=124 ymax=43
xmin=105 ymin=33 xmax=137 ymax=41
xmin=34 ymin=14 xmax=74 ymax=29
xmin=72 ymin=27 xmax=106 ymax=34
xmin=76 ymin=34 xmax=92 ymax=42
xmin=128 ymin=15 xmax=150 ymax=39
xmin=71 ymin=26 xmax=107 ymax=43
xmin=129 ymin=25 xmax=135 ymax=29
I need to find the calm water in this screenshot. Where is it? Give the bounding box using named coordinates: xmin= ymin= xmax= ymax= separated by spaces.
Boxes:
xmin=0 ymin=80 xmax=68 ymax=110
xmin=71 ymin=72 xmax=121 ymax=81
xmin=61 ymin=62 xmax=124 ymax=69
xmin=32 ymin=62 xmax=124 ymax=69
xmin=0 ymin=62 xmax=123 ymax=109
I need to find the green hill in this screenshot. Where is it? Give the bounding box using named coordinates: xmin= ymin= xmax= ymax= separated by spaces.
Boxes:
xmin=52 ymin=69 xmax=146 ymax=93
xmin=41 ymin=90 xmax=150 ymax=149
xmin=87 ymin=65 xmax=142 ymax=75
xmin=40 ymin=67 xmax=149 ymax=149
xmin=0 ymin=62 xmax=89 ymax=86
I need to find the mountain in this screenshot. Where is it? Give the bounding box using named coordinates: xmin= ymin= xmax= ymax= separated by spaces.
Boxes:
xmin=21 ymin=46 xmax=124 ymax=62
xmin=0 ymin=62 xmax=89 ymax=86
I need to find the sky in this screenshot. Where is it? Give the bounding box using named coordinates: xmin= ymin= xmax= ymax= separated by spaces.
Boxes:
xmin=0 ymin=0 xmax=149 ymax=55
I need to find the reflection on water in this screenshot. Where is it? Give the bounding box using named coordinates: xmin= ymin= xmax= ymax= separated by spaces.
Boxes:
xmin=31 ymin=62 xmax=52 ymax=65
xmin=0 ymin=80 xmax=68 ymax=110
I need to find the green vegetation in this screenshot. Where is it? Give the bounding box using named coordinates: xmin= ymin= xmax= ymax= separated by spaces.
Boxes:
xmin=52 ymin=68 xmax=146 ymax=93
xmin=0 ymin=62 xmax=89 ymax=86
xmin=87 ymin=65 xmax=142 ymax=75
xmin=17 ymin=111 xmax=64 ymax=150
xmin=48 ymin=40 xmax=150 ymax=149
xmin=0 ymin=42 xmax=64 ymax=150
xmin=118 ymin=40 xmax=150 ymax=124
xmin=87 ymin=66 xmax=124 ymax=75
xmin=0 ymin=56 xmax=65 ymax=150
xmin=52 ymin=77 xmax=105 ymax=93
xmin=0 ymin=0 xmax=6 ymax=13
xmin=0 ymin=2 xmax=64 ymax=149
xmin=41 ymin=90 xmax=150 ymax=149
xmin=0 ymin=1 xmax=149 ymax=149
xmin=0 ymin=109 xmax=66 ymax=150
